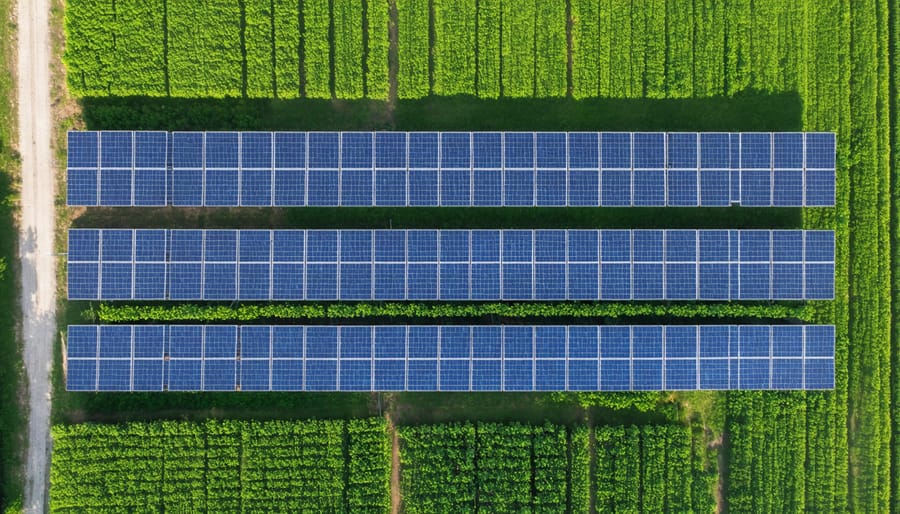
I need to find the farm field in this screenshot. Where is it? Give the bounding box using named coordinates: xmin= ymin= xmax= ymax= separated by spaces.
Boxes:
xmin=50 ymin=419 xmax=713 ymax=512
xmin=48 ymin=0 xmax=897 ymax=514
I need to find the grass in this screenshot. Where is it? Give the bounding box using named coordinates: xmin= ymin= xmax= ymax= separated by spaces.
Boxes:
xmin=0 ymin=0 xmax=23 ymax=507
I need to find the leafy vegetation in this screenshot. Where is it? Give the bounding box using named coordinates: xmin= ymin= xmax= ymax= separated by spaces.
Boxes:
xmin=594 ymin=424 xmax=703 ymax=511
xmin=400 ymin=422 xmax=608 ymax=513
xmin=0 ymin=0 xmax=20 ymax=507
xmin=395 ymin=0 xmax=430 ymax=99
xmin=334 ymin=0 xmax=365 ymax=99
xmin=433 ymin=0 xmax=476 ymax=96
xmin=64 ymin=0 xmax=391 ymax=99
xmin=50 ymin=419 xmax=390 ymax=512
xmin=91 ymin=301 xmax=814 ymax=323
xmin=365 ymin=0 xmax=390 ymax=100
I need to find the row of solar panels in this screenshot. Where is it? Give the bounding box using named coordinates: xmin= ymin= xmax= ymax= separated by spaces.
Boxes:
xmin=67 ymin=229 xmax=835 ymax=301
xmin=66 ymin=325 xmax=835 ymax=392
xmin=66 ymin=131 xmax=836 ymax=207
xmin=67 ymin=166 xmax=835 ymax=208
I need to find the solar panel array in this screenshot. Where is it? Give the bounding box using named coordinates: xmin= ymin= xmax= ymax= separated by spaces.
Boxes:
xmin=67 ymin=131 xmax=836 ymax=207
xmin=66 ymin=324 xmax=835 ymax=392
xmin=67 ymin=229 xmax=835 ymax=301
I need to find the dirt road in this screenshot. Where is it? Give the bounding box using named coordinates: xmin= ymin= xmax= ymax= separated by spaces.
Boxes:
xmin=17 ymin=0 xmax=56 ymax=511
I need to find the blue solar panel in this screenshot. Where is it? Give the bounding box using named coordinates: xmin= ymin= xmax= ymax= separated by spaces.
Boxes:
xmin=307 ymin=169 xmax=339 ymax=206
xmin=67 ymin=326 xmax=98 ymax=358
xmin=441 ymin=132 xmax=471 ymax=169
xmin=568 ymin=133 xmax=598 ymax=168
xmin=71 ymin=131 xmax=834 ymax=207
xmin=69 ymin=325 xmax=834 ymax=392
xmin=272 ymin=359 xmax=304 ymax=390
xmin=805 ymin=133 xmax=836 ymax=169
xmin=633 ymin=133 xmax=665 ymax=169
xmin=741 ymin=133 xmax=772 ymax=169
xmin=98 ymin=359 xmax=131 ymax=391
xmin=473 ymin=132 xmax=502 ymax=168
xmin=601 ymin=132 xmax=631 ymax=168
xmin=409 ymin=169 xmax=438 ymax=206
xmin=100 ymin=131 xmax=132 ymax=168
xmin=376 ymin=132 xmax=406 ymax=168
xmin=68 ymin=131 xmax=99 ymax=168
xmin=67 ymin=168 xmax=98 ymax=206
xmin=342 ymin=132 xmax=373 ymax=169
xmin=71 ymin=229 xmax=833 ymax=302
xmin=536 ymin=132 xmax=566 ymax=168
xmin=275 ymin=132 xmax=306 ymax=168
xmin=505 ymin=133 xmax=534 ymax=168
xmin=100 ymin=168 xmax=132 ymax=206
xmin=634 ymin=170 xmax=665 ymax=206
xmin=667 ymin=133 xmax=698 ymax=168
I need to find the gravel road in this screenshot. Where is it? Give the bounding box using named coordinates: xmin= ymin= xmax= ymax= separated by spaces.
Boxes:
xmin=17 ymin=0 xmax=56 ymax=511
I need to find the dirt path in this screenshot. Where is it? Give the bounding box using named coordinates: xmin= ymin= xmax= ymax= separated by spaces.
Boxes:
xmin=17 ymin=0 xmax=56 ymax=510
xmin=387 ymin=414 xmax=401 ymax=514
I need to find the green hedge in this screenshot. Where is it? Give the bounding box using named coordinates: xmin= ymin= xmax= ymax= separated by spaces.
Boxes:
xmin=91 ymin=301 xmax=815 ymax=323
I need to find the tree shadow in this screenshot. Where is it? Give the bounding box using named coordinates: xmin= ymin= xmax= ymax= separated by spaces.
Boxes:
xmin=79 ymin=89 xmax=802 ymax=132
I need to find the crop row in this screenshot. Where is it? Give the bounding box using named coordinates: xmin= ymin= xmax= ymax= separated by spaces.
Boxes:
xmin=50 ymin=419 xmax=390 ymax=512
xmin=594 ymin=424 xmax=701 ymax=512
xmin=400 ymin=422 xmax=711 ymax=513
xmin=64 ymin=0 xmax=390 ymax=99
xmin=91 ymin=302 xmax=814 ymax=323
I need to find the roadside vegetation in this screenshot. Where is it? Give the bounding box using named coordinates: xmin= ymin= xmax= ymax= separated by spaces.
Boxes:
xmin=0 ymin=0 xmax=22 ymax=509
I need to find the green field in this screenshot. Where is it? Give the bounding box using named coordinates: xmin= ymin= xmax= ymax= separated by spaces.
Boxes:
xmin=50 ymin=420 xmax=712 ymax=513
xmin=55 ymin=0 xmax=899 ymax=512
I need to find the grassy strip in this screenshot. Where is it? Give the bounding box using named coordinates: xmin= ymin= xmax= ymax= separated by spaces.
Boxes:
xmin=475 ymin=0 xmax=500 ymax=98
xmin=893 ymin=0 xmax=900 ymax=507
xmin=273 ymin=0 xmax=301 ymax=98
xmin=166 ymin=0 xmax=242 ymax=97
xmin=846 ymin=0 xmax=892 ymax=509
xmin=303 ymin=0 xmax=331 ymax=98
xmin=432 ymin=0 xmax=476 ymax=95
xmin=244 ymin=0 xmax=274 ymax=98
xmin=395 ymin=0 xmax=429 ymax=98
xmin=570 ymin=0 xmax=599 ymax=99
xmin=91 ymin=302 xmax=816 ymax=323
xmin=801 ymin=0 xmax=850 ymax=509
xmin=365 ymin=0 xmax=390 ymax=100
xmin=500 ymin=0 xmax=535 ymax=97
xmin=334 ymin=0 xmax=365 ymax=99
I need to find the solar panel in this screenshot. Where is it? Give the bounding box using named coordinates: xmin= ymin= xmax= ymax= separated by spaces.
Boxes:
xmin=69 ymin=229 xmax=834 ymax=301
xmin=68 ymin=131 xmax=836 ymax=207
xmin=69 ymin=325 xmax=834 ymax=392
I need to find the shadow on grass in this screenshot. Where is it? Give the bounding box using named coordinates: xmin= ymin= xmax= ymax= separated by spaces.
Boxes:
xmin=0 ymin=170 xmax=22 ymax=503
xmin=79 ymin=90 xmax=802 ymax=132
xmin=71 ymin=207 xmax=801 ymax=230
